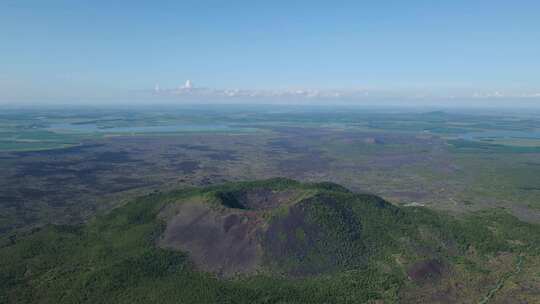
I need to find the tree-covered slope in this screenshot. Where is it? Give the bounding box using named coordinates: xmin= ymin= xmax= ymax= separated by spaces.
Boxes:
xmin=1 ymin=178 xmax=539 ymax=303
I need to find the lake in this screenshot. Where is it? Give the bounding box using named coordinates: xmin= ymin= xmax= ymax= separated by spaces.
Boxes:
xmin=47 ymin=123 xmax=238 ymax=133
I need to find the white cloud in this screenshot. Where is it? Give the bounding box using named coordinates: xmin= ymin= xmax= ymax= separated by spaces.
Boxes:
xmin=150 ymin=82 xmax=540 ymax=101
xmin=521 ymin=93 xmax=540 ymax=98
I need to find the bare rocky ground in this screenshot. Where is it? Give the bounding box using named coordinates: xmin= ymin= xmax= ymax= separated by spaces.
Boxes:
xmin=158 ymin=187 xmax=309 ymax=277
xmin=159 ymin=201 xmax=264 ymax=277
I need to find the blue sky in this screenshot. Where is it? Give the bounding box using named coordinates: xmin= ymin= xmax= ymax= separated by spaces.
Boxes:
xmin=1 ymin=0 xmax=540 ymax=103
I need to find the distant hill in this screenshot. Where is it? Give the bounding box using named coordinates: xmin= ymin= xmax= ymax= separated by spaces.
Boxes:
xmin=1 ymin=178 xmax=539 ymax=303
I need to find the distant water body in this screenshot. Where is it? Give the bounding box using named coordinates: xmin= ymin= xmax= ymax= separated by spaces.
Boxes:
xmin=48 ymin=123 xmax=237 ymax=133
xmin=460 ymin=130 xmax=540 ymax=140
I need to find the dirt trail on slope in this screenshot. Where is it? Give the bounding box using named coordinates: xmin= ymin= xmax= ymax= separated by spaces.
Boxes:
xmin=477 ymin=255 xmax=524 ymax=304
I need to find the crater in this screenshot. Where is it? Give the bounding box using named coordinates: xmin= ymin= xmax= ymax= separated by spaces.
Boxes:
xmin=216 ymin=188 xmax=300 ymax=210
xmin=157 ymin=181 xmax=362 ymax=278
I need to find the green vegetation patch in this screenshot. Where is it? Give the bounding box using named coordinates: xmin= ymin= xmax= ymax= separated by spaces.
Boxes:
xmin=1 ymin=179 xmax=540 ymax=303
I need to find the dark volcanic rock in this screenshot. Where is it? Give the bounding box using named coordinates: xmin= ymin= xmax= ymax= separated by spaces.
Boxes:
xmin=407 ymin=259 xmax=444 ymax=283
